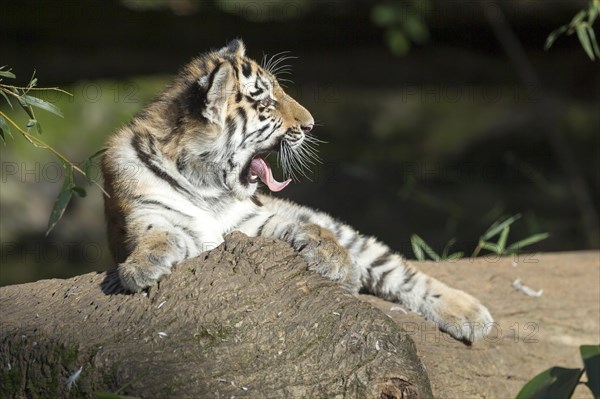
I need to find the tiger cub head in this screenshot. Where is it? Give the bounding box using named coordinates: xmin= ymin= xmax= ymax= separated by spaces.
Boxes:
xmin=164 ymin=39 xmax=317 ymax=200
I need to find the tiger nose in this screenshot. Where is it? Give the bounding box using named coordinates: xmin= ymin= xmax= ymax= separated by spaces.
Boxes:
xmin=301 ymin=123 xmax=314 ymax=133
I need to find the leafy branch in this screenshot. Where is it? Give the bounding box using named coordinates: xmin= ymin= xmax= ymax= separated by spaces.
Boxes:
xmin=0 ymin=66 xmax=108 ymax=235
xmin=545 ymin=0 xmax=600 ymax=60
xmin=371 ymin=0 xmax=431 ymax=56
xmin=516 ymin=345 xmax=599 ymax=399
xmin=411 ymin=214 xmax=549 ymax=261
xmin=410 ymin=235 xmax=463 ymax=262
xmin=471 ymin=214 xmax=549 ymax=258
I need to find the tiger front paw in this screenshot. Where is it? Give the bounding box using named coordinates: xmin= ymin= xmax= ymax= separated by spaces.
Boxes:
xmin=118 ymin=260 xmax=172 ymax=293
xmin=288 ymin=224 xmax=360 ymax=293
xmin=427 ymin=288 xmax=494 ymax=343
xmin=117 ymin=230 xmax=187 ymax=293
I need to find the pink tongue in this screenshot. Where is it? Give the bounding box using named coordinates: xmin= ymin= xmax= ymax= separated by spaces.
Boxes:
xmin=249 ymin=156 xmax=291 ymax=192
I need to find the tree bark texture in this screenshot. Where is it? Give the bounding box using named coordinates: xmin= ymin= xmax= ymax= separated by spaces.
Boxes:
xmin=0 ymin=232 xmax=432 ymax=399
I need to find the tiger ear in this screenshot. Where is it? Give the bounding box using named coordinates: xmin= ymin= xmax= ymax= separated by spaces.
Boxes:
xmin=202 ymin=62 xmax=235 ymax=128
xmin=219 ymin=39 xmax=246 ymax=58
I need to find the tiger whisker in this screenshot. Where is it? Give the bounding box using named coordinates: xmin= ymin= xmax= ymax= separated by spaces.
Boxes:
xmin=271 ymin=66 xmax=293 ymax=75
xmin=279 ymin=135 xmax=323 ymax=182
xmin=265 ymin=51 xmax=292 ymax=73
xmin=264 ymin=51 xmax=290 ymax=72
xmin=269 ymin=54 xmax=296 ymax=68
xmin=299 ymin=146 xmax=321 ymax=164
xmin=304 ymin=135 xmax=327 ymax=145
xmin=260 ymin=52 xmax=269 ymax=70
xmin=268 ymin=55 xmax=297 ymax=74
xmin=273 ymin=70 xmax=293 ymax=78
xmin=276 ymin=78 xmax=295 ymax=86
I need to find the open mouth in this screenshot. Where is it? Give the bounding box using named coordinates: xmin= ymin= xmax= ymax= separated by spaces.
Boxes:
xmin=242 ymin=152 xmax=291 ymax=192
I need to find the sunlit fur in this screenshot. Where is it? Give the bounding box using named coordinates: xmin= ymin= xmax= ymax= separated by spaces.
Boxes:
xmin=102 ymin=40 xmax=494 ymax=343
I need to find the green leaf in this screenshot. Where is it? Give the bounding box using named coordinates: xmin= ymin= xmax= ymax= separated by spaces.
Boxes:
xmin=580 ymin=345 xmax=600 ymax=398
xmin=404 ymin=15 xmax=429 ymax=44
xmin=0 ymin=69 xmax=16 ymax=79
xmin=46 ymin=186 xmax=73 ymax=235
xmin=22 ymin=94 xmax=64 ymax=117
xmin=17 ymin=97 xmax=35 ymax=120
xmin=442 ymin=238 xmax=457 ymax=259
xmin=0 ymin=115 xmax=13 ymax=144
xmin=497 ymin=225 xmax=510 ymax=253
xmin=411 ymin=234 xmax=440 ymax=261
xmin=46 ymin=164 xmax=74 ymax=235
xmin=72 ymin=186 xmax=87 ymax=198
xmin=0 ymin=89 xmax=13 ymax=108
xmin=577 ymin=25 xmax=596 ymax=60
xmin=26 ymin=119 xmax=42 ymax=134
xmin=589 ymin=1 xmax=599 ymax=25
xmin=88 ymin=148 xmax=108 ymax=160
xmin=516 ymin=367 xmax=583 ymax=399
xmin=65 ymin=163 xmax=74 ymax=186
xmin=505 ymin=233 xmax=549 ymax=253
xmin=387 ymin=29 xmax=411 ymax=56
xmin=411 ymin=234 xmax=425 ymax=261
xmin=480 ymin=241 xmax=501 ymax=255
xmin=445 ymin=252 xmax=464 ymax=261
xmin=441 ymin=239 xmax=463 ymax=260
xmin=371 ymin=4 xmax=399 ymax=26
xmin=586 ymin=26 xmax=600 ymax=58
xmin=482 ymin=214 xmax=521 ymax=240
xmin=35 ymin=120 xmax=42 ymax=134
xmin=83 ymin=148 xmax=106 ymax=183
xmin=545 ymin=25 xmax=568 ymax=50
xmin=572 ymin=9 xmax=588 ymax=25
xmin=83 ymin=160 xmax=93 ymax=183
xmin=422 ymin=242 xmax=440 ymax=261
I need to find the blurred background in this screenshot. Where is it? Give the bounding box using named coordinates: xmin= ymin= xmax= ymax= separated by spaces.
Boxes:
xmin=1 ymin=0 xmax=598 ymax=286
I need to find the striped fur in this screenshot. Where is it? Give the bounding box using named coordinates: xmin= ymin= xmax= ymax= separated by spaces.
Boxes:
xmin=102 ymin=40 xmax=493 ymax=342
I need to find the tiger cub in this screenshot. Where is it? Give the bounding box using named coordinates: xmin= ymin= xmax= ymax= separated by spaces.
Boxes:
xmin=102 ymin=39 xmax=493 ymax=342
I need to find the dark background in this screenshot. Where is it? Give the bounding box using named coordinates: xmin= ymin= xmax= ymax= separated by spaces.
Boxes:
xmin=1 ymin=0 xmax=599 ymax=285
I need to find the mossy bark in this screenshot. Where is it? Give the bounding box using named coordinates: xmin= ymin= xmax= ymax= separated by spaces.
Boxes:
xmin=0 ymin=232 xmax=432 ymax=398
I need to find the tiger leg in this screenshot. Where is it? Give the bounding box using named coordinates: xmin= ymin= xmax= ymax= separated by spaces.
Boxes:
xmin=118 ymin=226 xmax=191 ymax=293
xmin=242 ymin=214 xmax=361 ymax=293
xmin=309 ymin=222 xmax=495 ymax=342
xmin=301 ymin=223 xmax=493 ymax=342
xmin=346 ymin=233 xmax=494 ymax=342
xmin=254 ymin=195 xmax=493 ymax=342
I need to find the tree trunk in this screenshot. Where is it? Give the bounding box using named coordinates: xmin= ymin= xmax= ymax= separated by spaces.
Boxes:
xmin=0 ymin=232 xmax=432 ymax=399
